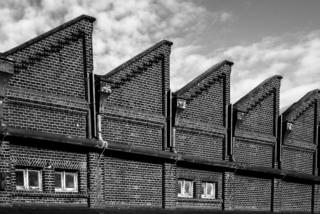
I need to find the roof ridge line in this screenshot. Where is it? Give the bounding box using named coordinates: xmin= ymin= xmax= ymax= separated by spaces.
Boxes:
xmin=173 ymin=60 xmax=233 ymax=97
xmin=102 ymin=40 xmax=173 ymax=79
xmin=234 ymin=75 xmax=282 ymax=108
xmin=4 ymin=14 xmax=95 ymax=56
xmin=282 ymin=89 xmax=320 ymax=118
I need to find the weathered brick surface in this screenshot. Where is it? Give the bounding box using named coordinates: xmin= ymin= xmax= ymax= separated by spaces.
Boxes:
xmin=280 ymin=181 xmax=312 ymax=212
xmin=282 ymin=147 xmax=313 ymax=174
xmin=3 ymin=16 xmax=94 ymax=138
xmin=233 ymin=175 xmax=271 ymax=211
xmin=235 ymin=76 xmax=281 ymax=136
xmin=175 ymin=130 xmax=224 ymax=160
xmin=104 ymin=156 xmax=162 ymax=207
xmin=163 ymin=163 xmax=177 ymax=209
xmin=178 ymin=63 xmax=231 ymax=126
xmin=234 ymin=140 xmax=273 ymax=167
xmin=0 ymin=141 xmax=12 ymax=205
xmin=100 ymin=42 xmax=171 ymax=150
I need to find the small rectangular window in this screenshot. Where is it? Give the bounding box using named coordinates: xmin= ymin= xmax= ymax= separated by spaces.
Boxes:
xmin=15 ymin=169 xmax=42 ymax=191
xmin=201 ymin=182 xmax=216 ymax=199
xmin=55 ymin=171 xmax=78 ymax=192
xmin=177 ymin=179 xmax=193 ymax=198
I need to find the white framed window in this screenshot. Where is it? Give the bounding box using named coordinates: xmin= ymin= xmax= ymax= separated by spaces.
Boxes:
xmin=55 ymin=171 xmax=78 ymax=192
xmin=178 ymin=179 xmax=193 ymax=198
xmin=201 ymin=182 xmax=216 ymax=199
xmin=15 ymin=169 xmax=42 ymax=191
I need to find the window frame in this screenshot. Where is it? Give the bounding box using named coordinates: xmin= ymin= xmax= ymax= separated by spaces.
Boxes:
xmin=15 ymin=168 xmax=42 ymax=191
xmin=201 ymin=182 xmax=216 ymax=199
xmin=55 ymin=171 xmax=78 ymax=192
xmin=177 ymin=179 xmax=194 ymax=198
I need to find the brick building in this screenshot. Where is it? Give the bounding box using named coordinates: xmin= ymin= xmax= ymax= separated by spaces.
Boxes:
xmin=0 ymin=14 xmax=319 ymax=212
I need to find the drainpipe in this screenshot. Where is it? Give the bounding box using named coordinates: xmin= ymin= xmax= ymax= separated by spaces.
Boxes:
xmin=171 ymin=95 xmax=187 ymax=153
xmin=0 ymin=56 xmax=14 ymax=127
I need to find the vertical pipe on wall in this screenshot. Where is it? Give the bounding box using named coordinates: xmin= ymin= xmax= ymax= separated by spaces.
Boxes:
xmin=277 ymin=115 xmax=283 ymax=169
xmin=165 ymin=90 xmax=172 ymax=150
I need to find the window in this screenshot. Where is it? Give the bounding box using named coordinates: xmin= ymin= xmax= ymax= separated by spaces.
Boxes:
xmin=15 ymin=169 xmax=42 ymax=191
xmin=178 ymin=179 xmax=193 ymax=198
xmin=55 ymin=171 xmax=78 ymax=192
xmin=201 ymin=182 xmax=216 ymax=199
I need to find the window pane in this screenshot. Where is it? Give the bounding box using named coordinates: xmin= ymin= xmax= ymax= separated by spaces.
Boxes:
xmin=28 ymin=171 xmax=39 ymax=187
xmin=55 ymin=173 xmax=62 ymax=188
xmin=207 ymin=183 xmax=212 ymax=195
xmin=202 ymin=183 xmax=206 ymax=196
xmin=15 ymin=171 xmax=24 ymax=186
xmin=185 ymin=181 xmax=190 ymax=194
xmin=65 ymin=173 xmax=75 ymax=188
xmin=178 ymin=180 xmax=182 ymax=194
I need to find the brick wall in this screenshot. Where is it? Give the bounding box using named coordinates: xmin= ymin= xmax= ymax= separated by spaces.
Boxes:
xmin=173 ymin=61 xmax=231 ymax=160
xmin=233 ymin=174 xmax=271 ymax=211
xmin=280 ymin=181 xmax=312 ymax=212
xmin=282 ymin=147 xmax=314 ymax=174
xmin=177 ymin=63 xmax=231 ymax=126
xmin=234 ymin=140 xmax=273 ymax=167
xmin=100 ymin=41 xmax=171 ymax=150
xmin=235 ymin=76 xmax=281 ymax=136
xmin=175 ymin=130 xmax=224 ymax=160
xmin=104 ymin=155 xmax=162 ymax=207
xmin=3 ymin=16 xmax=94 ymax=138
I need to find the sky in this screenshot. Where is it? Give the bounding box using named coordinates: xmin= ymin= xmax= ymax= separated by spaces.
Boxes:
xmin=1 ymin=0 xmax=320 ymax=108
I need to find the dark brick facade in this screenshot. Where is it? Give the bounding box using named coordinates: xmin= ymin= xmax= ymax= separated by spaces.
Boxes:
xmin=0 ymin=14 xmax=319 ymax=213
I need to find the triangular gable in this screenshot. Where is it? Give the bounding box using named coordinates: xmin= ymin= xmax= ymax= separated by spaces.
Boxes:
xmin=4 ymin=14 xmax=95 ymax=99
xmin=98 ymin=40 xmax=173 ymax=115
xmin=172 ymin=60 xmax=233 ymax=126
xmin=282 ymin=89 xmax=320 ymax=121
xmin=234 ymin=75 xmax=282 ymax=109
xmin=173 ymin=60 xmax=233 ymax=97
xmin=234 ymin=75 xmax=282 ymax=136
xmin=4 ymin=15 xmax=95 ymax=56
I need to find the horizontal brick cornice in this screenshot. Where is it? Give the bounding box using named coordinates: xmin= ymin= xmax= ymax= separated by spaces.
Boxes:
xmin=3 ymin=14 xmax=95 ymax=56
xmin=7 ymin=87 xmax=88 ymax=112
xmin=235 ymin=129 xmax=276 ymax=144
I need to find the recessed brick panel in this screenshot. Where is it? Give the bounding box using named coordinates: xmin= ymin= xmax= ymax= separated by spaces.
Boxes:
xmin=175 ymin=130 xmax=223 ymax=160
xmin=234 ymin=140 xmax=273 ymax=167
xmin=104 ymin=157 xmax=162 ymax=207
xmin=281 ymin=181 xmax=312 ymax=212
xmin=233 ymin=175 xmax=271 ymax=211
xmin=282 ymin=148 xmax=313 ymax=174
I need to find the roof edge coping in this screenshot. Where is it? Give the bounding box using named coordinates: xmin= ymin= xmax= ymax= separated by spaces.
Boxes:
xmin=282 ymin=89 xmax=320 ymax=118
xmin=173 ymin=60 xmax=233 ymax=97
xmin=4 ymin=14 xmax=96 ymax=56
xmin=101 ymin=40 xmax=173 ymax=80
xmin=234 ymin=75 xmax=282 ymax=108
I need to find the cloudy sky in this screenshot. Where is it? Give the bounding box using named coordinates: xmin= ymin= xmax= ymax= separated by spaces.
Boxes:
xmin=1 ymin=0 xmax=320 ymax=108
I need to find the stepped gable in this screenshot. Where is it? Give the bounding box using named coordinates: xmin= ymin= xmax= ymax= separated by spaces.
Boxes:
xmin=173 ymin=60 xmax=233 ymax=99
xmin=281 ymin=89 xmax=320 ymax=122
xmin=234 ymin=75 xmax=282 ymax=112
